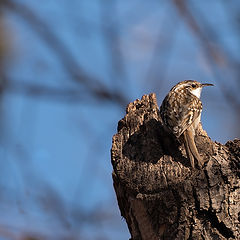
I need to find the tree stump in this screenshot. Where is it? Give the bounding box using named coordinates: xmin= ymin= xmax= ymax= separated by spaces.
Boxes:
xmin=111 ymin=93 xmax=240 ymax=240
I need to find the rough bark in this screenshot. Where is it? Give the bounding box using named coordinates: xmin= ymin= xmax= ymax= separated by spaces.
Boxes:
xmin=111 ymin=93 xmax=240 ymax=240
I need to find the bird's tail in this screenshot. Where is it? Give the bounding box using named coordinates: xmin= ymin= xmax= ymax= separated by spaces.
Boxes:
xmin=183 ymin=128 xmax=203 ymax=168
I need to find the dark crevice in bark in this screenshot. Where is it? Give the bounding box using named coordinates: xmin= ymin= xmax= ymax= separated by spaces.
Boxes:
xmin=205 ymin=210 xmax=234 ymax=239
xmin=192 ymin=185 xmax=200 ymax=211
xmin=203 ymin=169 xmax=212 ymax=209
xmin=219 ymin=165 xmax=233 ymax=220
xmin=187 ymin=224 xmax=193 ymax=240
xmin=193 ymin=181 xmax=234 ymax=239
xmin=187 ymin=209 xmax=194 ymax=240
xmin=171 ymin=189 xmax=181 ymax=226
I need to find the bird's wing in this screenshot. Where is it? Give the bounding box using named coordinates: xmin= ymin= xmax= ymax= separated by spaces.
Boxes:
xmin=172 ymin=95 xmax=202 ymax=137
xmin=160 ymin=92 xmax=202 ymax=138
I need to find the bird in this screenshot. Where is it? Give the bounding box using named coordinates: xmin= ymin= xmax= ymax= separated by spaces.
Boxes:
xmin=160 ymin=80 xmax=213 ymax=168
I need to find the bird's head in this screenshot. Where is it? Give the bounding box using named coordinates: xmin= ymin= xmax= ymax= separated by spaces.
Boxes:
xmin=172 ymin=80 xmax=214 ymax=98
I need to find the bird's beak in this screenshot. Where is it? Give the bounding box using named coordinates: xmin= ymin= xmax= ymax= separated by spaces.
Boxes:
xmin=201 ymin=83 xmax=214 ymax=87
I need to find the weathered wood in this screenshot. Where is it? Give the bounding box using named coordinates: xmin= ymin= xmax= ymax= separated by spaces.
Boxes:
xmin=111 ymin=93 xmax=240 ymax=240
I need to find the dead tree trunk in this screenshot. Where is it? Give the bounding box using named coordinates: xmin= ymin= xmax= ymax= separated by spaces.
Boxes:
xmin=111 ymin=93 xmax=240 ymax=240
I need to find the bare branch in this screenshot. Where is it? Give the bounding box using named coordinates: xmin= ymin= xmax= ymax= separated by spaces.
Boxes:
xmin=2 ymin=0 xmax=128 ymax=106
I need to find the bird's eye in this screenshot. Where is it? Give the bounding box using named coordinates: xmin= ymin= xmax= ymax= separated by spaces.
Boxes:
xmin=191 ymin=84 xmax=197 ymax=88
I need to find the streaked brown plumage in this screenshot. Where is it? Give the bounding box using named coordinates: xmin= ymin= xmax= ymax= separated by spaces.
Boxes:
xmin=160 ymin=80 xmax=213 ymax=168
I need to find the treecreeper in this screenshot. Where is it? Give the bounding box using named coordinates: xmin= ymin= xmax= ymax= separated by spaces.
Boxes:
xmin=160 ymin=80 xmax=213 ymax=168
xmin=111 ymin=81 xmax=240 ymax=240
